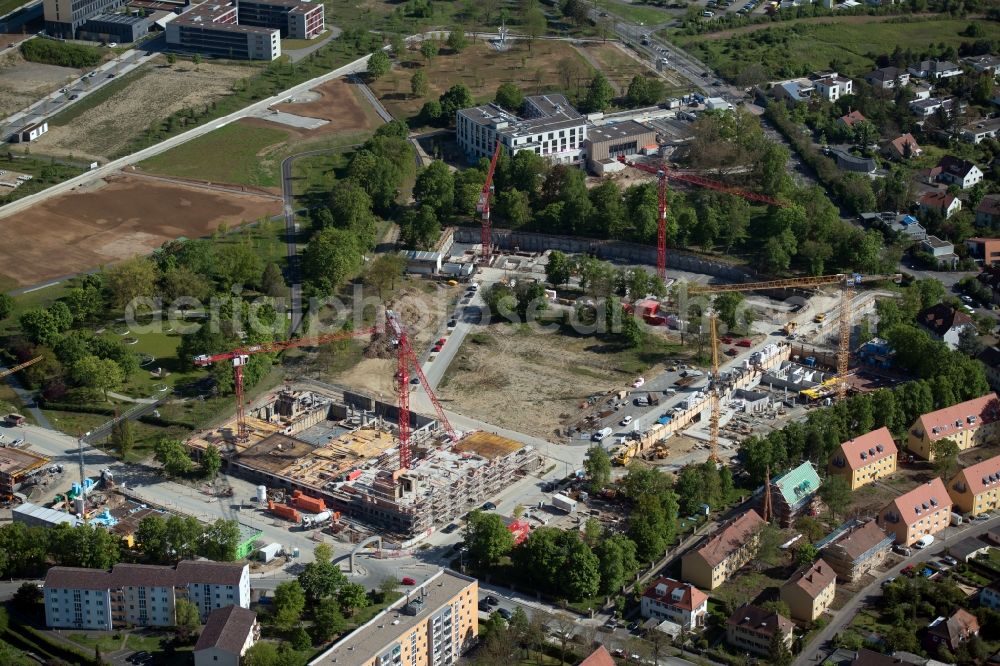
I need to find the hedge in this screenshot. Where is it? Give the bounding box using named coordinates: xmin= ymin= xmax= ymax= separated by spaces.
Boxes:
xmin=20 ymin=38 xmax=103 ymax=68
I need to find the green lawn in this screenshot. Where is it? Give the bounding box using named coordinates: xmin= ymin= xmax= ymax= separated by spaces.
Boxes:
xmin=673 ymin=17 xmax=1000 ymax=80
xmin=0 ymin=0 xmax=32 ymax=17
xmin=282 ymin=31 xmax=331 ymax=50
xmin=138 ymin=122 xmax=290 ymax=188
xmin=0 ymin=153 xmax=86 ymax=208
xmin=596 ymin=0 xmax=673 ymax=27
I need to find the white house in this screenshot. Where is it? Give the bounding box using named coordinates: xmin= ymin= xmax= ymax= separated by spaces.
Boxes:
xmin=194 ymin=606 xmax=259 ymax=666
xmin=917 ymin=303 xmax=973 ymax=350
xmin=13 ymin=121 xmax=48 ymax=143
xmin=813 ymin=73 xmax=853 ymax=102
xmin=910 ymin=97 xmax=960 ymax=118
xmin=938 ymin=156 xmax=984 ymax=189
xmin=908 ymin=60 xmax=962 ymax=80
xmin=640 ymin=577 xmax=709 ymax=631
xmin=864 ymin=66 xmax=910 ymax=90
xmin=919 ymin=191 xmax=962 ymax=219
xmin=961 ymin=118 xmax=1000 ymax=145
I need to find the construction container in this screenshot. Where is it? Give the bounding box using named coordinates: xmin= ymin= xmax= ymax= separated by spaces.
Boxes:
xmin=257 ymin=485 xmax=267 ymax=503
xmin=259 ymin=543 xmax=281 ymax=562
xmin=291 ymin=490 xmax=326 ymax=514
xmin=551 ymin=493 xmax=577 ymax=514
xmin=268 ymin=501 xmax=301 ymax=523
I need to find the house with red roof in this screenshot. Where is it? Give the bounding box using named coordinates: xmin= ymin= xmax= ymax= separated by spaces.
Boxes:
xmin=878 ymin=479 xmax=952 ymax=546
xmin=839 ymin=110 xmax=868 ymax=128
xmin=640 ymin=577 xmax=708 ymax=630
xmin=918 ymin=191 xmax=962 ymax=219
xmin=829 ymin=427 xmax=898 ymax=490
xmin=947 ymin=452 xmax=1000 ymax=517
xmin=906 ymin=392 xmax=1000 ymax=460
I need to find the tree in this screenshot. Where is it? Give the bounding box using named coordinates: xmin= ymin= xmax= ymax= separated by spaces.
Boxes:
xmin=244 ymin=642 xmax=281 ymax=666
xmin=584 ymin=444 xmax=611 ymax=492
xmin=378 ymin=576 xmax=399 ymax=601
xmin=498 ymin=189 xmax=532 ymax=228
xmin=19 ymin=309 xmax=59 ymax=346
xmin=713 ymin=292 xmax=744 ymax=332
xmin=216 ymin=242 xmax=264 ymax=290
xmin=495 ymin=83 xmax=524 ymax=112
xmin=201 ymin=445 xmax=222 ymax=479
xmin=174 ymin=598 xmax=201 ymax=640
xmin=957 ymin=326 xmax=984 ymax=357
xmin=629 ymin=494 xmax=669 ymax=562
xmin=583 ymin=73 xmax=614 ymax=113
xmin=71 ymin=355 xmax=124 ymax=400
xmin=414 ymin=161 xmax=455 ymax=218
xmin=410 ymin=69 xmax=429 ymax=98
xmin=795 ymin=544 xmax=819 ymax=567
xmin=852 ymin=120 xmax=879 ymax=149
xmin=111 ymin=418 xmax=134 ymax=459
xmin=768 ymin=630 xmax=793 ymax=666
xmin=446 ymin=29 xmax=467 ymax=52
xmin=105 ymin=257 xmax=158 ymax=310
xmin=626 ymin=75 xmax=664 ymax=108
xmin=439 ymin=83 xmax=473 ymax=120
xmin=261 ymin=263 xmax=286 ymax=297
xmin=154 ymin=438 xmax=193 ymax=477
xmin=166 ymin=52 xmax=177 ymax=66
xmin=545 ymin=251 xmax=571 ymax=288
xmin=819 ymin=476 xmax=852 ymax=521
xmin=420 ymin=40 xmax=438 ymax=63
xmin=595 ymin=534 xmax=638 ymax=595
xmin=165 ymin=515 xmax=202 ymax=560
xmin=311 ymin=598 xmax=347 ymax=643
xmin=273 ymin=581 xmax=306 ymax=630
xmin=290 ymin=626 xmax=311 ymax=650
xmin=367 ymin=50 xmax=390 ymax=80
xmin=754 ymin=522 xmax=785 ymax=569
xmin=192 ymin=53 xmax=202 ymax=68
xmin=302 ymin=228 xmax=364 ymax=294
xmin=559 ymin=537 xmax=600 ymax=601
xmin=298 ymin=560 xmax=347 ymax=603
xmin=523 ymin=8 xmax=546 ymax=50
xmin=0 ymin=293 xmax=13 ymax=320
xmin=932 ymin=438 xmax=960 ymax=480
xmin=465 ymin=510 xmax=515 ymax=567
xmin=364 ymin=254 xmax=405 ymax=300
xmin=338 ymin=582 xmax=368 ymax=615
xmin=201 ymin=519 xmax=241 ymax=562
xmin=136 ymin=514 xmax=169 ymax=562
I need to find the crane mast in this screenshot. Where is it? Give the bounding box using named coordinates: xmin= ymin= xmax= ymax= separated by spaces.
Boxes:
xmin=709 ymin=314 xmax=721 ymax=464
xmin=476 ymin=140 xmax=503 ymax=263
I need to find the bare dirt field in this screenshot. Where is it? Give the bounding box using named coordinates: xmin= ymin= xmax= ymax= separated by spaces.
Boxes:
xmin=0 ymin=49 xmax=80 ymax=118
xmin=37 ymin=59 xmax=260 ymax=162
xmin=0 ymin=174 xmax=280 ymax=286
xmin=272 ymin=78 xmax=382 ymax=135
xmin=438 ymin=324 xmax=665 ymax=440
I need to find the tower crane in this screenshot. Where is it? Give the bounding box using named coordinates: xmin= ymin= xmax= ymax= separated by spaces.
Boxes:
xmin=616 ymin=156 xmax=786 ymax=280
xmin=476 ymin=139 xmax=504 ymax=263
xmin=0 ymin=356 xmax=43 ymax=381
xmin=194 ymin=328 xmax=378 ymax=443
xmin=689 ymin=272 xmax=901 ymax=408
xmin=708 ymin=314 xmax=721 ymax=465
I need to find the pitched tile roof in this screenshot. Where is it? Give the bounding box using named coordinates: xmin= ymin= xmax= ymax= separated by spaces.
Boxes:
xmin=840 ymin=110 xmax=868 ymax=127
xmin=835 ymin=427 xmax=897 ymax=471
xmin=850 ymin=648 xmax=923 ymax=666
xmin=579 ymin=645 xmax=616 ymax=666
xmin=939 ymin=155 xmax=980 ymax=179
xmin=866 ymin=66 xmax=905 ymax=82
xmin=949 ymin=452 xmax=1000 ymax=497
xmin=882 ymin=479 xmax=951 ymax=528
xmin=913 ymin=392 xmax=999 ymax=443
xmin=928 ymin=608 xmax=980 ymax=645
xmin=783 ymin=559 xmax=836 ymax=599
xmin=823 ymin=520 xmax=892 ymax=561
xmin=642 ymin=577 xmax=708 ymax=611
xmin=175 ymin=560 xmax=246 ymax=586
xmin=889 ymin=133 xmax=921 ymax=157
xmin=195 ymin=606 xmax=257 ymax=654
xmin=43 ymin=561 xmax=246 ymax=591
xmin=917 ymin=303 xmax=972 ymax=337
xmin=690 ymin=509 xmax=765 ymax=568
xmin=978 ymin=194 xmax=1000 ymax=217
xmin=726 ymin=605 xmax=793 ymax=637
xmin=44 ymin=567 xmax=114 ymax=591
xmin=919 ymin=191 xmax=958 ymax=209
xmin=773 ymin=461 xmax=821 ymax=507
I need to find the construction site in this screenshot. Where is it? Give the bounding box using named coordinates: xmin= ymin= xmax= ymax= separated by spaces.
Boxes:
xmin=187 ymin=387 xmax=540 ymax=541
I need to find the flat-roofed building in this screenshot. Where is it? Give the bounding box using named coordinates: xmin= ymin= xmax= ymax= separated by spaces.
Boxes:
xmin=309 ymin=569 xmax=478 ymax=666
xmin=829 ymin=427 xmax=898 ymax=490
xmin=946 ymin=452 xmax=1000 ymax=517
xmin=585 ymin=120 xmax=656 ymax=172
xmin=906 ymin=393 xmax=1000 ymax=460
xmin=13 ymin=501 xmax=82 ymax=528
xmin=780 ymin=559 xmax=836 ymax=621
xmin=166 ymin=2 xmax=280 ymax=61
xmin=0 ymin=446 xmax=49 ymax=497
xmin=238 ymin=0 xmax=324 ymax=38
xmin=43 ymin=0 xmax=126 ymax=38
xmin=681 ymin=509 xmax=764 ymax=590
xmin=818 ymin=519 xmax=893 ymax=582
xmin=878 ymin=478 xmax=952 ymax=546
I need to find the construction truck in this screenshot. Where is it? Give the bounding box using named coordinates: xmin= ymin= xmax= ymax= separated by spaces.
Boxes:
xmin=613 ymin=441 xmax=640 ymax=466
xmin=783 ymin=321 xmax=797 ymax=336
xmin=813 ymin=313 xmax=826 ymax=323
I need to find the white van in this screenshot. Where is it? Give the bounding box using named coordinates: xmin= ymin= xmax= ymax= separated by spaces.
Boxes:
xmin=914 ymin=534 xmax=935 ymax=549
xmin=593 ymin=427 xmax=613 ymax=441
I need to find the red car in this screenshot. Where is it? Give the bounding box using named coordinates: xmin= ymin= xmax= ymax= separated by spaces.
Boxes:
xmin=437 ymin=338 xmax=447 ymax=345
xmin=401 ymin=576 xmax=416 ymax=585
xmin=720 ymin=336 xmax=734 ymax=344
xmin=736 ymin=339 xmax=752 ymax=348
xmin=432 ymin=344 xmax=443 ymax=352
xmin=901 ymin=565 xmax=915 ymax=577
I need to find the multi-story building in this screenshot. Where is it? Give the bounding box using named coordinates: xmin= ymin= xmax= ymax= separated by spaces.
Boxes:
xmin=43 ymin=0 xmax=126 ymax=38
xmin=813 ymin=73 xmax=853 ymax=102
xmin=829 ymin=427 xmax=898 ymax=490
xmin=906 ymin=392 xmax=1000 ymax=460
xmin=309 ymin=569 xmax=478 ymax=666
xmin=925 ymin=609 xmax=979 ymax=654
xmin=725 ymin=605 xmax=793 ymax=657
xmin=818 ymin=519 xmax=893 ymax=582
xmin=194 ymin=606 xmax=259 ymax=666
xmin=639 ymin=578 xmax=708 ymax=631
xmin=946 ymin=452 xmax=1000 ymax=517
xmin=681 ymin=509 xmax=764 ymax=590
xmin=864 ymin=66 xmax=910 ymax=89
xmin=878 ymin=478 xmax=952 ymax=546
xmin=456 ymin=94 xmax=588 ymax=167
xmin=166 ymin=2 xmax=282 ymax=61
xmin=44 ymin=561 xmax=250 ymax=629
xmin=769 ymin=462 xmax=821 ymax=527
xmin=237 ymin=0 xmax=324 ymax=39
xmin=779 ymin=559 xmax=836 ymax=622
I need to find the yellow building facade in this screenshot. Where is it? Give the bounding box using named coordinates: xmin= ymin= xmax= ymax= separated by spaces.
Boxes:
xmin=780 ymin=559 xmax=836 ymax=622
xmin=947 ymin=453 xmax=1000 ymax=517
xmin=906 ymin=393 xmax=999 ymax=460
xmin=829 ymin=427 xmax=898 ymax=491
xmin=682 ymin=510 xmax=764 ymax=590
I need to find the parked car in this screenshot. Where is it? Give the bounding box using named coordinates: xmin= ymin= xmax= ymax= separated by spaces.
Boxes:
xmin=632 ymin=377 xmax=645 ymax=388
xmin=497 ymin=608 xmax=513 ymax=620
xmin=620 ymin=415 xmax=633 ymax=426
xmin=401 ymin=576 xmax=416 ymax=585
xmin=481 ymin=502 xmax=496 ymax=511
xmin=725 ymin=348 xmax=739 ymax=356
xmin=478 ymin=599 xmax=491 ymax=611
xmin=736 ymin=339 xmax=752 ymax=347
xmin=442 ymin=523 xmax=459 ymax=534
xmin=485 ymin=595 xmax=500 ymax=607
xmin=69 ymin=94 xmax=79 ymax=100
xmin=447 ymin=320 xmax=457 ymax=328
xmin=943 ymin=555 xmax=958 ymax=566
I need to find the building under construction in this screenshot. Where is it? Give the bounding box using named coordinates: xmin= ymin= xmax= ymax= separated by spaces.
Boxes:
xmin=0 ymin=446 xmax=49 ymax=499
xmin=189 ymin=389 xmax=540 ymax=540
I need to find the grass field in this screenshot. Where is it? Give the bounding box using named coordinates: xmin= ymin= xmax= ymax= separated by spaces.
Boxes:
xmin=595 ymin=0 xmax=674 ymax=26
xmin=371 ymin=40 xmax=595 ymax=122
xmin=45 ymin=66 xmax=149 ymax=127
xmin=673 ymin=17 xmax=1000 ymax=80
xmin=0 ymin=0 xmax=31 ymax=16
xmin=137 ymin=121 xmax=290 ymax=188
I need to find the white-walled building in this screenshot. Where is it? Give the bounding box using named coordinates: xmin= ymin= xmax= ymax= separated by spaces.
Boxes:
xmin=194 ymin=606 xmax=259 ymax=666
xmin=640 ymin=578 xmax=708 ymax=631
xmin=813 ymin=73 xmax=853 ymax=102
xmin=456 ymin=94 xmax=588 ymax=167
xmin=44 ymin=561 xmax=250 ymax=630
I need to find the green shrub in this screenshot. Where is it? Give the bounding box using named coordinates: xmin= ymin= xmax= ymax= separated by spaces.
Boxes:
xmin=21 ymin=39 xmax=103 ymax=68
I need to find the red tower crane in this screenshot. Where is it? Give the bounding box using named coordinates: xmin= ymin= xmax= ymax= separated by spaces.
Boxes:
xmin=194 ymin=327 xmax=377 ymax=443
xmin=617 ymin=156 xmax=786 ymax=280
xmin=476 ymin=139 xmax=503 ymax=262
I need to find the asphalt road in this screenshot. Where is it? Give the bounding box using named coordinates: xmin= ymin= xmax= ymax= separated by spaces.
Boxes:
xmin=795 ymin=514 xmax=1000 ymax=666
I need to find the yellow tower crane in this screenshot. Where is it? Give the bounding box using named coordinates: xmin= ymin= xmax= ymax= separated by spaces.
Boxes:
xmin=0 ymin=356 xmax=43 ymax=380
xmin=689 ymin=273 xmax=901 ymax=406
xmin=708 ymin=314 xmax=721 ymax=464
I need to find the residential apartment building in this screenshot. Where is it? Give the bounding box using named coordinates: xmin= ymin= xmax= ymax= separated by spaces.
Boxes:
xmin=769 ymin=461 xmax=821 ymax=527
xmin=818 ymin=519 xmax=893 ymax=582
xmin=456 ymin=94 xmax=588 ymax=167
xmin=906 ymin=392 xmax=1000 ymax=460
xmin=965 ymin=237 xmax=1000 ymax=267
xmin=780 ymin=559 xmax=836 ymax=622
xmin=878 ymin=478 xmax=952 ymax=546
xmin=44 ymin=561 xmax=250 ymax=629
xmin=194 ymin=606 xmax=259 ymax=666
xmin=829 ymin=427 xmax=898 ymax=490
xmin=864 ymin=66 xmax=910 ymax=89
xmin=639 ymin=578 xmax=708 ymax=631
xmin=309 ymin=569 xmax=478 ymax=666
xmin=725 ymin=606 xmax=793 ymax=657
xmin=681 ymin=509 xmax=764 ymax=590
xmin=947 ymin=452 xmax=1000 ymax=517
